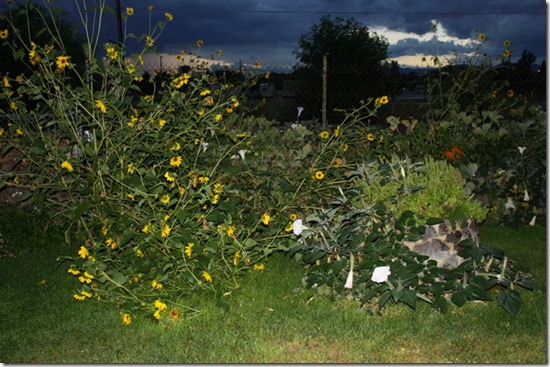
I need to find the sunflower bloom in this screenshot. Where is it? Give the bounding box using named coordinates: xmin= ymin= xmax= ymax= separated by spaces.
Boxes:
xmin=227 ymin=225 xmax=236 ymax=237
xmin=55 ymin=55 xmax=70 ymax=70
xmin=161 ymin=224 xmax=171 ymax=238
xmin=164 ymin=171 xmax=175 ymax=182
xmin=261 ymin=213 xmax=271 ymax=225
xmin=95 ymin=99 xmax=107 ymax=113
xmin=171 ymin=73 xmax=191 ymax=88
xmin=202 ymin=271 xmax=212 ymax=282
xmin=61 ymin=161 xmax=74 ymax=172
xmin=154 ymin=299 xmax=167 ymax=311
xmin=477 ymin=33 xmax=486 ymax=41
xmin=78 ymin=246 xmax=89 ymax=258
xmin=68 ymin=268 xmax=80 ymax=275
xmin=233 ymin=250 xmax=241 ymax=266
xmin=367 ymin=133 xmax=375 ymax=141
xmin=184 ymin=242 xmax=194 ymax=257
xmin=164 ymin=12 xmax=174 ymax=21
xmin=151 ymin=279 xmax=163 ymax=289
xmin=160 ymin=194 xmax=170 ymax=205
xmin=196 ymin=40 xmax=204 ymax=47
xmin=319 ymin=131 xmax=330 ymax=139
xmin=0 ymin=29 xmax=8 ymax=39
xmin=507 ymin=90 xmax=514 ymax=98
xmin=253 ymin=264 xmax=265 ymax=271
xmin=105 ymin=238 xmax=117 ymax=249
xmin=170 ymin=156 xmax=182 ymax=167
xmin=122 ymin=313 xmax=132 ymax=325
xmin=314 ymin=171 xmax=325 ymax=180
xmin=126 ymin=7 xmax=134 ymax=16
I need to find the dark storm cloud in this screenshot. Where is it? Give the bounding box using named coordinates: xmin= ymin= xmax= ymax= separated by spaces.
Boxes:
xmin=50 ymin=0 xmax=547 ymax=66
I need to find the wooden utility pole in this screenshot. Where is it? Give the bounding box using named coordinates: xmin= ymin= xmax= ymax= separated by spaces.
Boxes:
xmin=322 ymin=52 xmax=329 ymax=129
xmin=115 ymin=0 xmax=124 ymax=45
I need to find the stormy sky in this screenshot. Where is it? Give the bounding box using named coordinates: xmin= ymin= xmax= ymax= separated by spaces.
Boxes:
xmin=9 ymin=0 xmax=549 ymax=69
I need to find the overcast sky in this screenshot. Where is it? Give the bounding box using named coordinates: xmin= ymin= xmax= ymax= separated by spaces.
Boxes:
xmin=60 ymin=0 xmax=547 ymax=69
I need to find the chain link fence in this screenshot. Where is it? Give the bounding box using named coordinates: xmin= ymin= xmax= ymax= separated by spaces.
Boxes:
xmin=135 ymin=57 xmax=546 ymax=127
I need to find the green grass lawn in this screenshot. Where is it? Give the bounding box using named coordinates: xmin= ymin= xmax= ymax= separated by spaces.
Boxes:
xmin=0 ymin=206 xmax=546 ymax=363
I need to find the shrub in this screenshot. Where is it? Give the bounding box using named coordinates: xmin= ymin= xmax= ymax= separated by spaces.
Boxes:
xmin=290 ymin=187 xmax=532 ymax=316
xmin=351 ymin=156 xmax=488 ymax=225
xmin=0 ymin=2 xmax=287 ymax=322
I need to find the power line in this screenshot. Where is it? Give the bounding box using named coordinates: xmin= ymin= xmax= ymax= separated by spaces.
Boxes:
xmin=146 ymin=8 xmax=546 ymax=16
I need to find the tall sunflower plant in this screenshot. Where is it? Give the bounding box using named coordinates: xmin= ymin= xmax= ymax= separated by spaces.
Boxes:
xmin=0 ymin=0 xmax=286 ymax=323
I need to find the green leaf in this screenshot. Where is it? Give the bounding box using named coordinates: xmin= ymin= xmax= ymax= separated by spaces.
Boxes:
xmin=304 ymin=250 xmax=327 ymax=264
xmin=518 ymin=278 xmax=533 ymax=291
xmin=297 ymin=143 xmax=312 ymax=160
xmin=243 ymin=238 xmax=257 ymax=249
xmin=122 ymin=176 xmax=146 ymax=193
xmin=379 ymin=291 xmax=392 ymax=309
xmin=71 ymin=200 xmax=91 ymax=221
xmin=120 ymin=228 xmax=136 ymax=246
xmin=451 ymin=291 xmax=468 ymax=307
xmin=433 ymin=295 xmax=448 ymax=313
xmin=400 ymin=289 xmax=417 ymax=309
xmin=425 ymin=217 xmax=445 ymax=225
xmin=110 ymin=271 xmax=128 ymax=286
xmin=496 ymin=290 xmax=522 ymax=316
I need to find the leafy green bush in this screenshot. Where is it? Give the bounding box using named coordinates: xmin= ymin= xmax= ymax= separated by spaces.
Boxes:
xmin=290 ymin=188 xmax=532 ymax=316
xmin=0 ymin=2 xmax=291 ymax=323
xmin=351 ymin=157 xmax=488 ymax=225
xmin=0 ymin=2 xmax=537 ymax=323
xmin=381 ymin=30 xmax=546 ymax=227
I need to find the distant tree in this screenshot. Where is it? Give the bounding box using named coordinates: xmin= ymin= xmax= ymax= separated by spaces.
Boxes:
xmin=515 ymin=49 xmax=537 ymax=76
xmin=292 ymin=15 xmax=390 ymax=124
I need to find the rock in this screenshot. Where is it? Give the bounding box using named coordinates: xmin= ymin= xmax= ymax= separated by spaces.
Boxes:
xmin=403 ymin=219 xmax=480 ymax=269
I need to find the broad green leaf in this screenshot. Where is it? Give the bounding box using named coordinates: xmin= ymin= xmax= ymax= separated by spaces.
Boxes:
xmin=110 ymin=271 xmax=128 ymax=286
xmin=400 ymin=289 xmax=417 ymax=309
xmin=71 ymin=200 xmax=91 ymax=221
xmin=451 ymin=291 xmax=468 ymax=307
xmin=497 ymin=290 xmax=522 ymax=316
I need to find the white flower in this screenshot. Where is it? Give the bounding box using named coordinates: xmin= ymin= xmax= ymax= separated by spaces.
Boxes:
xmin=201 ymin=142 xmax=209 ymax=153
xmin=518 ymin=146 xmax=526 ymax=154
xmin=297 ymin=106 xmax=304 ymax=117
xmin=529 ymin=215 xmax=537 ymax=226
xmin=292 ymin=219 xmax=305 ymax=236
xmin=238 ymin=149 xmax=248 ymax=160
xmin=523 ymin=190 xmax=530 ymax=201
xmin=290 ymin=123 xmax=298 ymax=130
xmin=504 ymin=198 xmax=516 ymax=210
xmin=344 ymin=269 xmax=354 ymax=289
xmin=344 ymin=255 xmax=355 ymax=289
xmin=371 ymin=266 xmax=391 ymax=283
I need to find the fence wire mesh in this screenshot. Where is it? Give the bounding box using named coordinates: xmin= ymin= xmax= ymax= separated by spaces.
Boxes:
xmin=134 ymin=58 xmax=546 ymax=126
